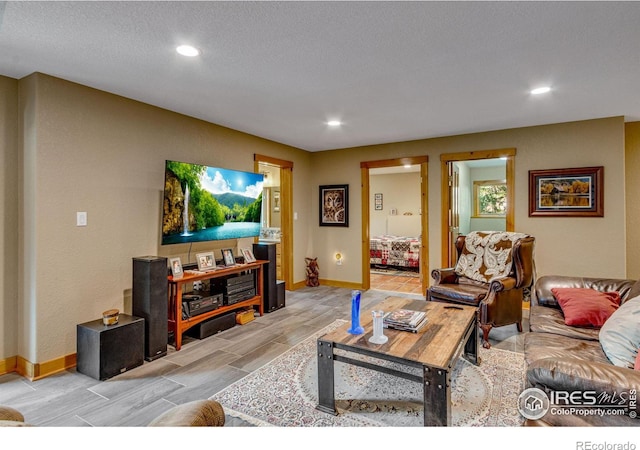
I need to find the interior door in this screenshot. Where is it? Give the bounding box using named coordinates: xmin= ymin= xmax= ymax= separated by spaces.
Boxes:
xmin=440 ymin=149 xmax=515 ymax=268
xmin=361 ymin=156 xmax=429 ymax=293
xmin=255 ymin=155 xmax=294 ymax=290
xmin=447 ymin=162 xmax=460 ymax=265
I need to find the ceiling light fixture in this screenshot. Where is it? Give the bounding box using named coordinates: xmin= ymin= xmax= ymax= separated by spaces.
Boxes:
xmin=176 ymin=45 xmax=200 ymax=57
xmin=531 ymin=86 xmax=551 ymax=95
xmin=327 ymin=120 xmax=342 ymax=127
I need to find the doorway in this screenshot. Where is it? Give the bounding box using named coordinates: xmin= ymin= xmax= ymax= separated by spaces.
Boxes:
xmin=440 ymin=148 xmax=515 ymax=267
xmin=254 ymin=154 xmax=294 ymax=289
xmin=361 ymin=156 xmax=428 ymax=295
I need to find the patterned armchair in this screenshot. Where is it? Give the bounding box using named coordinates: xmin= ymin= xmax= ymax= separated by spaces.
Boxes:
xmin=427 ymin=231 xmax=536 ymax=348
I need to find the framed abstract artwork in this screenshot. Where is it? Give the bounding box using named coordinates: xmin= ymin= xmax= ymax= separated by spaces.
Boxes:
xmin=319 ymin=184 xmax=349 ymax=227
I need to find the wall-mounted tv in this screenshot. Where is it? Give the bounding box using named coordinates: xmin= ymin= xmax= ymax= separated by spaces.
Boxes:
xmin=162 ymin=160 xmax=264 ymax=245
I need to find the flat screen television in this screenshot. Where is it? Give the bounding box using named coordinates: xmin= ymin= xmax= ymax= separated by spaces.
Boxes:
xmin=161 ymin=159 xmax=264 ymax=245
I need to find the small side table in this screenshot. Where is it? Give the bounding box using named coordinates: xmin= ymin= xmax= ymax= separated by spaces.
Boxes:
xmin=77 ymin=314 xmax=145 ymax=380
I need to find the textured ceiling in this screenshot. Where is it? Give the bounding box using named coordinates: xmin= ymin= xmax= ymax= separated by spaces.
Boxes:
xmin=1 ymin=1 xmax=639 ymax=152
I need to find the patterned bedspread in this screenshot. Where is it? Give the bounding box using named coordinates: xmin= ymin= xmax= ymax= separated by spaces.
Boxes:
xmin=370 ymin=235 xmax=420 ymax=268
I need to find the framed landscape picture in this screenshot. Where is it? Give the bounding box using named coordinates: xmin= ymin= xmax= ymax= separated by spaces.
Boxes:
xmin=319 ymin=184 xmax=349 ymax=227
xmin=529 ymin=166 xmax=603 ymax=217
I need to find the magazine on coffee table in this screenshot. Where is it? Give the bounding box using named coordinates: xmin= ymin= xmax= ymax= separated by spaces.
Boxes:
xmin=383 ymin=309 xmax=428 ymax=332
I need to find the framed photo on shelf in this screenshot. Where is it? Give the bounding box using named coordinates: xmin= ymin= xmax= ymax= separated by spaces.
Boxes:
xmin=241 ymin=247 xmax=256 ymax=263
xmin=319 ymin=184 xmax=349 ymax=227
xmin=196 ymin=251 xmax=216 ymax=271
xmin=221 ymin=248 xmax=236 ymax=266
xmin=169 ymin=257 xmax=183 ymax=279
xmin=529 ymin=166 xmax=604 ymax=217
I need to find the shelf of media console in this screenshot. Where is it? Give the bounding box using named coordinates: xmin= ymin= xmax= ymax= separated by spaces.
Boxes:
xmin=167 ymin=260 xmax=268 ymax=351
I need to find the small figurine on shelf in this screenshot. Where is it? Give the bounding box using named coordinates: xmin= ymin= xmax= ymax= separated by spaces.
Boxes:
xmin=305 ymin=257 xmax=320 ymax=287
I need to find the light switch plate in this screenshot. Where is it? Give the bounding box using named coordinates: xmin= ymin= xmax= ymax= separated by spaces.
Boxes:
xmin=77 ymin=211 xmax=87 ymax=227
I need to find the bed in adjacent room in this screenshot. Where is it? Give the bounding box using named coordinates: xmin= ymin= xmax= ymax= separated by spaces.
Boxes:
xmin=369 ymin=215 xmax=421 ymax=270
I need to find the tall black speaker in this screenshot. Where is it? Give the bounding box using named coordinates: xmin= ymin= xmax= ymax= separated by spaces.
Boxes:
xmin=253 ymin=243 xmax=285 ymax=313
xmin=133 ymin=256 xmax=168 ymax=361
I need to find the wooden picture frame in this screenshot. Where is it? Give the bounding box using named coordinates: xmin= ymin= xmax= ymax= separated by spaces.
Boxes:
xmin=169 ymin=257 xmax=183 ymax=279
xmin=196 ymin=251 xmax=216 ymax=271
xmin=529 ymin=166 xmax=603 ymax=217
xmin=241 ymin=247 xmax=256 ymax=263
xmin=319 ymin=184 xmax=349 ymax=227
xmin=221 ymin=248 xmax=236 ymax=266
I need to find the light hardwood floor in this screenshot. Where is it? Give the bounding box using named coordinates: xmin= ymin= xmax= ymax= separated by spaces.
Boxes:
xmin=370 ymin=272 xmax=423 ymax=294
xmin=0 ymin=286 xmax=527 ymax=427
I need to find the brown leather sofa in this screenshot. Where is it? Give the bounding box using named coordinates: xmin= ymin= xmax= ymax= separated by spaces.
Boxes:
xmin=525 ymin=275 xmax=640 ymax=426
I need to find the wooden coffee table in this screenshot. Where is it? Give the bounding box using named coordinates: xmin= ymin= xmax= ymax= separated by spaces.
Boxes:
xmin=316 ymin=296 xmax=478 ymax=426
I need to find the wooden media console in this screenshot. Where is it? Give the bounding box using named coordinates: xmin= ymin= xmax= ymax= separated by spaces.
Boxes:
xmin=168 ymin=260 xmax=267 ymax=350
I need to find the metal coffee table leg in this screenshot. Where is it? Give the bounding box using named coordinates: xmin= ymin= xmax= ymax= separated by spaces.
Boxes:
xmin=316 ymin=339 xmax=338 ymax=415
xmin=423 ymin=366 xmax=450 ymax=426
xmin=464 ymin=316 xmax=480 ymax=365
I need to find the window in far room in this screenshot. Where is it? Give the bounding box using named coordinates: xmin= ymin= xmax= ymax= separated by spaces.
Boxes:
xmin=473 ymin=179 xmax=507 ymax=217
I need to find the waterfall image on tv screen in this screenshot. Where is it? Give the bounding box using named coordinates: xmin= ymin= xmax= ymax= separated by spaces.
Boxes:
xmin=162 ymin=160 xmax=264 ymax=245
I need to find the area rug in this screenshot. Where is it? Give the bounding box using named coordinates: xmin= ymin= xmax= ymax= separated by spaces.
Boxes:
xmin=211 ymin=319 xmax=526 ymax=427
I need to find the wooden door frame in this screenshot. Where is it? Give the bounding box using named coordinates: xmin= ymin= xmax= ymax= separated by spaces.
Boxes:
xmin=361 ymin=156 xmax=429 ymax=295
xmin=254 ymin=154 xmax=294 ymax=290
xmin=440 ymin=148 xmax=516 ymax=267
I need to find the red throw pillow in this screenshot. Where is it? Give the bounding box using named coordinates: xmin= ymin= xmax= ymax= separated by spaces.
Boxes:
xmin=551 ymin=287 xmax=621 ymax=328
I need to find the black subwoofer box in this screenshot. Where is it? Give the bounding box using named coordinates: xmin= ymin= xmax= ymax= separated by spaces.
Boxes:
xmin=186 ymin=312 xmax=236 ymax=339
xmin=77 ymin=314 xmax=144 ymax=380
xmin=133 ymin=256 xmax=168 ymax=361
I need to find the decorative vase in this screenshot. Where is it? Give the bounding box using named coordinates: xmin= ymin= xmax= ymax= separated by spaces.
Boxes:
xmin=368 ymin=309 xmax=388 ymax=344
xmin=347 ymin=290 xmax=364 ymax=335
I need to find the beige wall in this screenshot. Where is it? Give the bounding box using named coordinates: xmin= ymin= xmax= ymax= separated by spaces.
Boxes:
xmin=15 ymin=73 xmax=311 ymax=364
xmin=369 ymin=172 xmax=421 ymax=236
xmin=311 ymin=117 xmax=627 ymax=284
xmin=0 ymin=76 xmax=19 ymax=360
xmin=626 ymin=121 xmax=640 ymax=279
xmin=1 ymin=70 xmax=636 ymax=369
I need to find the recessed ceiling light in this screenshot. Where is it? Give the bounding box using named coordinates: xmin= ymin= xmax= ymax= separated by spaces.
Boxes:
xmin=531 ymin=86 xmax=551 ymax=95
xmin=176 ymin=45 xmax=200 ymax=57
xmin=327 ymin=120 xmax=342 ymax=127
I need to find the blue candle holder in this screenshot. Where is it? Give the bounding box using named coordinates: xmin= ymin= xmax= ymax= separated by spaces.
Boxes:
xmin=347 ymin=290 xmax=364 ymax=335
